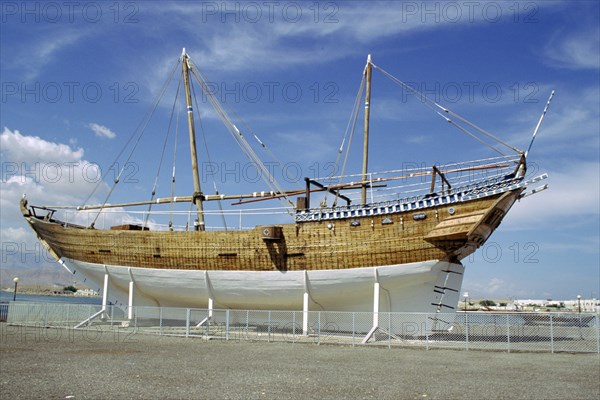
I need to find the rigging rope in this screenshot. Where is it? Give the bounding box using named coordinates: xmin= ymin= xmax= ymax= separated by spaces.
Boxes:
xmin=83 ymin=60 xmax=181 ymax=208
xmin=89 ymin=58 xmax=181 ymax=228
xmin=371 ymin=63 xmax=520 ymax=156
xmin=187 ymin=57 xmax=295 ymax=215
xmin=435 ymin=111 xmax=507 ymax=157
xmin=334 ymin=72 xmax=366 ymax=206
xmin=168 ymin=75 xmax=182 ymax=230
xmin=228 ymin=106 xmax=289 ymax=186
xmin=191 ymin=73 xmax=228 ymax=230
xmin=143 ymin=75 xmax=182 ymax=229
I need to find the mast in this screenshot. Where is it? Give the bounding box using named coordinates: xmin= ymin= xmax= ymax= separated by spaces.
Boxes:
xmin=181 ymin=48 xmax=205 ymax=231
xmin=525 ymin=90 xmax=555 ymax=158
xmin=361 ymin=54 xmax=372 ymax=205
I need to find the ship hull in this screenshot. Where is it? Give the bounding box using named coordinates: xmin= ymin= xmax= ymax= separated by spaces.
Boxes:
xmin=23 ymin=190 xmax=522 ymax=271
xmin=63 ymin=257 xmax=464 ymax=314
xmin=21 ymin=176 xmax=540 ymax=317
xmin=15 ymin=50 xmax=549 ymax=330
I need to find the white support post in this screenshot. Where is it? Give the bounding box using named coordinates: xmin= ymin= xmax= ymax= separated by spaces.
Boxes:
xmin=75 ymin=270 xmax=108 ymax=329
xmin=128 ymin=280 xmax=134 ymax=320
xmin=373 ymin=281 xmax=380 ymax=327
xmin=302 ymin=292 xmax=309 ymax=336
xmin=361 ymin=269 xmax=381 ymax=344
xmin=196 ymin=271 xmax=214 ymax=328
xmin=101 ymin=271 xmax=109 ymax=320
xmin=303 ymin=270 xmax=310 ymax=336
xmin=206 ymin=270 xmax=214 ymax=318
xmin=102 ymin=272 xmax=109 ymax=309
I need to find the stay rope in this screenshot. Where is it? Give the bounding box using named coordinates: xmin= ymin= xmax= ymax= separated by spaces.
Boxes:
xmin=88 ymin=58 xmax=181 ymax=228
xmin=190 ymin=73 xmax=228 ymax=230
xmin=187 ymin=57 xmax=295 ymax=215
xmin=372 ymin=63 xmax=521 ymax=157
xmin=168 ymin=77 xmax=182 ymax=230
xmin=143 ymin=74 xmax=182 ymax=229
xmin=331 ymin=71 xmax=366 ymax=207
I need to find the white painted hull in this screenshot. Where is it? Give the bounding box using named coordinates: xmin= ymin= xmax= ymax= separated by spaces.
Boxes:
xmin=63 ymin=257 xmax=464 ymax=315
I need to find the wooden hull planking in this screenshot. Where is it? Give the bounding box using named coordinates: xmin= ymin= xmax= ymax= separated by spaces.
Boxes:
xmin=23 ymin=191 xmax=520 ymax=273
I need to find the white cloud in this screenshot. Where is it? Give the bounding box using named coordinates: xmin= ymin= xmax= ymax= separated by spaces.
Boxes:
xmin=530 ymin=87 xmax=599 ymax=154
xmin=0 ymin=128 xmax=109 ymax=226
xmin=88 ymin=123 xmax=117 ymax=139
xmin=464 ymin=277 xmax=507 ymax=297
xmin=0 ymin=128 xmax=160 ymax=271
xmin=485 ymin=277 xmax=505 ymax=295
xmin=0 ymin=226 xmax=29 ymax=243
xmin=501 ymin=160 xmax=600 ymax=230
xmin=145 ymin=1 xmax=536 ymax=75
xmin=14 ymin=28 xmax=88 ymax=80
xmin=1 ymin=127 xmax=84 ymax=163
xmin=544 ymin=28 xmax=600 ymax=70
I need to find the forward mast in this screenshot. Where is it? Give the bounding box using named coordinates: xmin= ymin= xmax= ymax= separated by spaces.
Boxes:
xmin=182 ymin=49 xmax=205 ymax=231
xmin=361 ymin=54 xmax=372 ymax=205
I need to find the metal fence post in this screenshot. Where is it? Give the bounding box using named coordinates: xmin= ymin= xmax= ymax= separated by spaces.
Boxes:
xmin=292 ymin=311 xmax=296 ymax=343
xmin=388 ymin=312 xmax=391 ymax=349
xmin=506 ymin=314 xmax=510 ymax=353
xmin=186 ymin=308 xmax=190 ymax=338
xmin=352 ymin=312 xmax=355 ymax=348
xmin=596 ymin=314 xmax=599 ymax=354
xmin=465 ymin=312 xmax=469 ymax=351
xmin=318 ymin=311 xmax=321 ymax=344
xmin=159 ymin=307 xmax=163 ymax=336
xmin=205 ymin=308 xmax=209 ymax=339
xmin=268 ymin=310 xmax=272 ymax=343
xmin=549 ymin=314 xmax=554 ymax=354
xmin=87 ymin=304 xmax=92 ymax=327
xmin=425 ymin=313 xmax=429 ymax=351
xmin=226 ymin=309 xmax=230 ymax=341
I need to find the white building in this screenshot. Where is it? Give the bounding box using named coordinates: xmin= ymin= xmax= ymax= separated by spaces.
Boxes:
xmin=562 ymin=298 xmax=599 ymax=313
xmin=513 ymin=298 xmax=599 ymax=312
xmin=73 ymin=288 xmax=99 ymax=297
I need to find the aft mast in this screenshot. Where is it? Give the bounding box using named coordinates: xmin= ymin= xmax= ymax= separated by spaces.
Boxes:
xmin=181 ymin=48 xmax=205 ymax=231
xmin=361 ymin=54 xmax=372 ymax=205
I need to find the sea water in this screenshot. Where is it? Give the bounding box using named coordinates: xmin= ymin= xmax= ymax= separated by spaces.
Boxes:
xmin=0 ymin=291 xmax=101 ymax=305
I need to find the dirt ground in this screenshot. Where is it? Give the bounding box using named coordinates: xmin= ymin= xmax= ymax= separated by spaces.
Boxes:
xmin=1 ymin=323 xmax=598 ymax=399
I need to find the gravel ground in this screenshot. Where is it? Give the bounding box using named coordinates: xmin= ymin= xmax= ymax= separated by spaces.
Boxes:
xmin=1 ymin=323 xmax=598 ymax=399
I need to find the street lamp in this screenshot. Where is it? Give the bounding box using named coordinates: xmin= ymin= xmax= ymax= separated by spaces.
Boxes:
xmin=463 ymin=292 xmax=469 ymax=313
xmin=13 ymin=277 xmax=20 ymax=301
xmin=577 ymin=294 xmax=581 ymax=313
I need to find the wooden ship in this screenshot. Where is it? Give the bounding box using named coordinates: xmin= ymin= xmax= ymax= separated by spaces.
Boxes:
xmin=20 ymin=50 xmax=550 ymax=332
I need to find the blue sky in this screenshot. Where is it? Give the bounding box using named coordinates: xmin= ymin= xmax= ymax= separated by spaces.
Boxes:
xmin=1 ymin=1 xmax=598 ymax=300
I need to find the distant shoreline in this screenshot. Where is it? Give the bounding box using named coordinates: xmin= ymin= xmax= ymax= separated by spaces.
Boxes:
xmin=0 ymin=288 xmax=100 ymax=298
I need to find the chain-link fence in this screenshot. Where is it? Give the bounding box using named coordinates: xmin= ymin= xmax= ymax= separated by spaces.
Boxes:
xmin=3 ymin=302 xmax=598 ymax=354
